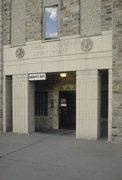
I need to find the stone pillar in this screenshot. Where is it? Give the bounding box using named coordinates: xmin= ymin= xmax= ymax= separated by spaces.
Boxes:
xmin=112 ymin=0 xmax=122 ymax=142
xmin=76 ymin=70 xmax=100 ymax=140
xmin=0 ymin=0 xmax=3 ymax=131
xmin=13 ymin=74 xmax=35 ymax=133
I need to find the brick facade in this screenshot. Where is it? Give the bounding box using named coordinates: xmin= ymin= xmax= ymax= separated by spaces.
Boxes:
xmin=60 ymin=0 xmax=80 ymax=37
xmin=112 ymin=0 xmax=122 ymax=142
xmin=1 ymin=0 xmax=122 ymax=142
xmin=102 ymin=0 xmax=112 ymax=31
xmin=3 ymin=0 xmax=11 ymax=45
xmin=3 ymin=0 xmax=113 ymax=45
xmin=26 ymin=0 xmax=43 ymax=42
xmin=0 ymin=0 xmax=3 ymax=130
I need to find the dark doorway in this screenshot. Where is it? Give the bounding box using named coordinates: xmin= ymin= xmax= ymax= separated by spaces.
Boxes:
xmin=59 ymin=91 xmax=76 ymax=130
xmin=5 ymin=76 xmax=12 ymax=132
xmin=100 ymin=70 xmax=108 ymax=139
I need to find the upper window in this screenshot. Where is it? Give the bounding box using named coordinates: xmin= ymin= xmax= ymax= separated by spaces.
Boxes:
xmin=44 ymin=5 xmax=58 ymax=40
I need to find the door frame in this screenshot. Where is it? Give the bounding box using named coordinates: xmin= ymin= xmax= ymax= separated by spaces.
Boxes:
xmin=58 ymin=90 xmax=76 ymax=130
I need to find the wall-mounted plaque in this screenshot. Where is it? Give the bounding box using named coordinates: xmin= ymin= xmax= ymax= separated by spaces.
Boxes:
xmin=16 ymin=48 xmax=25 ymax=59
xmin=81 ymin=38 xmax=93 ymax=52
xmin=29 ymin=73 xmax=46 ymax=81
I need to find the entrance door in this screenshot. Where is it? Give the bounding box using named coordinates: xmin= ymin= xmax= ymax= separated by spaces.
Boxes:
xmin=59 ymin=91 xmax=76 ymax=130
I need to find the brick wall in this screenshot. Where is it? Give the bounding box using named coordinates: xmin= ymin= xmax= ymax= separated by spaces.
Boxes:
xmin=3 ymin=0 xmax=122 ymax=142
xmin=112 ymin=0 xmax=122 ymax=142
xmin=3 ymin=0 xmax=11 ymax=45
xmin=0 ymin=0 xmax=3 ymax=130
xmin=60 ymin=0 xmax=80 ymax=37
xmin=26 ymin=0 xmax=43 ymax=42
xmin=3 ymin=0 xmax=112 ymax=45
xmin=102 ymin=0 xmax=112 ymax=31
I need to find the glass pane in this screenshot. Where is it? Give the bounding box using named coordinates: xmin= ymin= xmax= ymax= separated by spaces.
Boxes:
xmin=45 ymin=6 xmax=58 ymax=39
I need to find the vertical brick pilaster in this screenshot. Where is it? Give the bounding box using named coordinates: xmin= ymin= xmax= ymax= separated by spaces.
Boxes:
xmin=112 ymin=0 xmax=122 ymax=142
xmin=0 ymin=0 xmax=3 ymax=131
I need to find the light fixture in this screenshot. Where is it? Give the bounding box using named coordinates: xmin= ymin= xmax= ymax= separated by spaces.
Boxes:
xmin=60 ymin=73 xmax=67 ymax=78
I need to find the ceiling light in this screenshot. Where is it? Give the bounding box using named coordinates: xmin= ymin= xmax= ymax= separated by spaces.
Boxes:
xmin=60 ymin=73 xmax=67 ymax=78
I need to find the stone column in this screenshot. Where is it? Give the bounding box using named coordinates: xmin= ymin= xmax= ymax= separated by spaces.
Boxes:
xmin=13 ymin=74 xmax=35 ymax=133
xmin=0 ymin=0 xmax=3 ymax=131
xmin=76 ymin=70 xmax=100 ymax=140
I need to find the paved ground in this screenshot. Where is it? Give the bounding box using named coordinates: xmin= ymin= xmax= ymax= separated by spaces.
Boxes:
xmin=0 ymin=132 xmax=122 ymax=180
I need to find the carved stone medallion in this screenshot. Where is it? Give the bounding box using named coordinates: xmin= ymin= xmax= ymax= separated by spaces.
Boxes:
xmin=16 ymin=48 xmax=25 ymax=59
xmin=81 ymin=38 xmax=93 ymax=52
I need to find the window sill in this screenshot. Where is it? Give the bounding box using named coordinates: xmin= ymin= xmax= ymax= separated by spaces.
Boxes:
xmin=42 ymin=38 xmax=60 ymax=43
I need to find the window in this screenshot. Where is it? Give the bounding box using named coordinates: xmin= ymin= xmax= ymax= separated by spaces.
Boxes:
xmin=44 ymin=5 xmax=58 ymax=39
xmin=35 ymin=92 xmax=48 ymax=116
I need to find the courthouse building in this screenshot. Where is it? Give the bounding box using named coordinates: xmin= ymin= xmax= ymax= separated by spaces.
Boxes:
xmin=0 ymin=0 xmax=122 ymax=142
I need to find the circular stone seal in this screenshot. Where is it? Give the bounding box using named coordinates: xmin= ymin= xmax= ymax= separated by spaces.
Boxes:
xmin=81 ymin=38 xmax=93 ymax=52
xmin=16 ymin=48 xmax=25 ymax=59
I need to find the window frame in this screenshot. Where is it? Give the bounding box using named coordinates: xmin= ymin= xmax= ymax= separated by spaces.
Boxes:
xmin=43 ymin=4 xmax=60 ymax=41
xmin=35 ymin=91 xmax=48 ymax=117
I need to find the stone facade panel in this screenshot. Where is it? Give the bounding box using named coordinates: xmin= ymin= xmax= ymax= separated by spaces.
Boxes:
xmin=113 ymin=0 xmax=122 ymax=142
xmin=60 ymin=0 xmax=80 ymax=37
xmin=26 ymin=0 xmax=43 ymax=42
xmin=102 ymin=0 xmax=112 ymax=31
xmin=1 ymin=0 xmax=122 ymax=143
xmin=3 ymin=0 xmax=11 ymax=45
xmin=80 ymin=0 xmax=101 ymax=36
xmin=3 ymin=0 xmax=113 ymax=45
xmin=0 ymin=0 xmax=3 ymax=130
xmin=11 ymin=0 xmax=26 ymax=46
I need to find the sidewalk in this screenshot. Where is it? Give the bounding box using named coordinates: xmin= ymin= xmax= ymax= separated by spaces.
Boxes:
xmin=0 ymin=132 xmax=122 ymax=180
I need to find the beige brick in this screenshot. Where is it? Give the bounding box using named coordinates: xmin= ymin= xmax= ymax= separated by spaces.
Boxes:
xmin=113 ymin=0 xmax=122 ymax=142
xmin=0 ymin=0 xmax=3 ymax=130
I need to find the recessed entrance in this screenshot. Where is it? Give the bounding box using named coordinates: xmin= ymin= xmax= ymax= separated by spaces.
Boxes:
xmin=34 ymin=72 xmax=76 ymax=132
xmin=59 ymin=91 xmax=76 ymax=130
